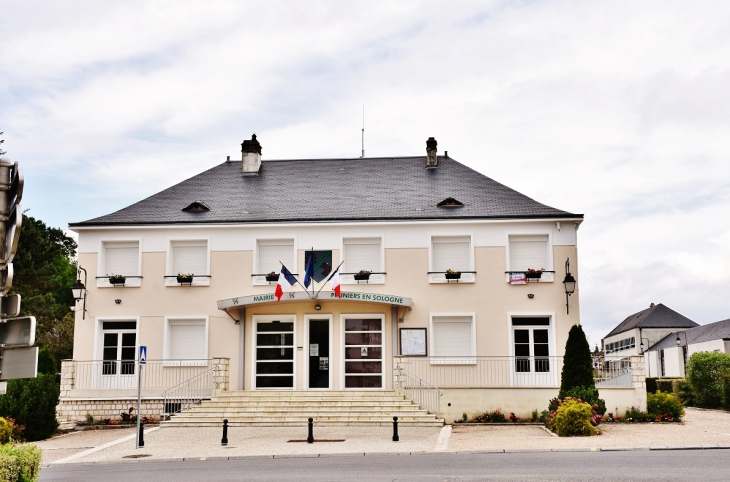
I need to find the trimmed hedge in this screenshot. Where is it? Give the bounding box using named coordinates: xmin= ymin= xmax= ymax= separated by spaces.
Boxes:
xmin=722 ymin=376 xmax=730 ymax=411
xmin=646 ymin=377 xmax=658 ymax=394
xmin=686 ymin=352 xmax=730 ymax=407
xmin=676 ymin=379 xmax=694 ymax=407
xmin=0 ymin=443 xmax=42 ymax=481
xmin=559 ymin=325 xmax=595 ymax=396
xmin=655 ymin=379 xmax=674 ymax=393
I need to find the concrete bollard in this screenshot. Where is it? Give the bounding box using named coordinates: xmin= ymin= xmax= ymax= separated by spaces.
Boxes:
xmin=392 ymin=416 xmax=399 ymax=442
xmin=307 ymin=418 xmax=314 ymax=444
xmin=221 ymin=419 xmax=228 ymax=446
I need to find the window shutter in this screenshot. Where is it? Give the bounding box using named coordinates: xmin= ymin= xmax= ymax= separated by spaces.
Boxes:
xmin=509 ymin=235 xmax=548 ymax=271
xmin=105 ymin=242 xmax=139 ymax=275
xmin=344 ymin=238 xmax=381 ymax=272
xmin=169 ymin=320 xmax=206 ymax=360
xmin=433 ymin=316 xmax=473 ymax=356
xmin=258 ymin=240 xmax=294 ymax=273
xmin=432 ymin=237 xmax=470 ymax=272
xmin=172 ymin=243 xmax=207 ymax=275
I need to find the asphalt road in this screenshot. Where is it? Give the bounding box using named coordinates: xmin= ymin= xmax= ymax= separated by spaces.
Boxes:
xmin=40 ymin=449 xmax=730 ymax=481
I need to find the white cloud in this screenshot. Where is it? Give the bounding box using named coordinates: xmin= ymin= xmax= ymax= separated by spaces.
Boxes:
xmin=2 ymin=0 xmax=729 ymax=343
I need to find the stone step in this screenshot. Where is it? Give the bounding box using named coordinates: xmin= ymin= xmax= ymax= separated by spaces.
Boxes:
xmin=161 ymin=420 xmax=444 ymax=427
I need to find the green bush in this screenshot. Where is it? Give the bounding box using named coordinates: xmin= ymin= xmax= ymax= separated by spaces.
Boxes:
xmin=553 ymin=398 xmax=597 ymax=437
xmin=645 ymin=377 xmax=658 ymax=394
xmin=0 ymin=374 xmax=59 ymax=441
xmin=37 ymin=347 xmax=57 ymax=377
xmin=469 ymin=409 xmax=506 ymax=423
xmin=560 ymin=386 xmax=607 ymax=416
xmin=671 ymin=379 xmax=681 ymax=400
xmin=685 ymin=352 xmax=730 ymax=407
xmin=559 ymin=325 xmax=595 ymax=395
xmin=722 ymin=376 xmax=730 ymax=411
xmin=0 ymin=442 xmax=42 ymax=481
xmin=647 ymin=391 xmax=685 ymax=420
xmin=655 ymin=379 xmax=674 ymax=393
xmin=676 ymin=379 xmax=695 ymax=407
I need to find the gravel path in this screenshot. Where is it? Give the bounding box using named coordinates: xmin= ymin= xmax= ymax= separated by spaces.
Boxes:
xmin=447 ymin=407 xmax=730 ymax=451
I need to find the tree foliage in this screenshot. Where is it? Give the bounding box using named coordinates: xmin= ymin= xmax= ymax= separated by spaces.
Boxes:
xmin=0 ymin=374 xmax=59 ymax=441
xmin=11 ymin=214 xmax=77 ymax=366
xmin=559 ymin=324 xmax=596 ymax=396
xmin=685 ymin=351 xmax=730 ymax=408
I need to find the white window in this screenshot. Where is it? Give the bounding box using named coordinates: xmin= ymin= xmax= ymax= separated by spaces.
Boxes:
xmin=255 ymin=239 xmax=295 ymax=284
xmin=99 ymin=241 xmax=141 ymax=287
xmin=430 ymin=235 xmax=473 ymax=282
xmin=342 ymin=237 xmax=384 ymax=284
xmin=508 ymin=235 xmax=553 ymax=281
xmin=165 ymin=318 xmax=208 ymax=366
xmin=430 ymin=314 xmax=475 ymax=363
xmin=168 ymin=240 xmax=209 ymax=286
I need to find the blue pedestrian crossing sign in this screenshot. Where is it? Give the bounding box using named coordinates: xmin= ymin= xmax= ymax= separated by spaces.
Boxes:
xmin=139 ymin=346 xmax=147 ymax=365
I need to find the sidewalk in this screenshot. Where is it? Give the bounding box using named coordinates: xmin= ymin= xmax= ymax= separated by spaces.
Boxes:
xmin=35 ymin=407 xmax=730 ymax=466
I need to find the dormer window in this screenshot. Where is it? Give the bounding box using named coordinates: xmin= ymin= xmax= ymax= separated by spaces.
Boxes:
xmin=437 ymin=197 xmax=464 ymax=208
xmin=182 ymin=201 xmax=210 ymax=212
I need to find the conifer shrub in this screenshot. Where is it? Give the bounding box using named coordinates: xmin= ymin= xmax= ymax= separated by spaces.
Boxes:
xmin=559 ymin=325 xmax=595 ymax=396
xmin=0 ymin=374 xmax=59 ymax=441
xmin=552 ymin=398 xmax=597 ymax=437
xmin=647 ymin=391 xmax=685 ymax=420
xmin=37 ymin=347 xmax=57 ymax=377
xmin=0 ymin=442 xmax=42 ymax=481
xmin=685 ymin=352 xmax=730 ymax=407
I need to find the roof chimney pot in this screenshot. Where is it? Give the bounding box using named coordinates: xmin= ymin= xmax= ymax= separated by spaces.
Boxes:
xmin=426 ymin=137 xmax=438 ymax=168
xmin=241 ymin=134 xmax=262 ymax=175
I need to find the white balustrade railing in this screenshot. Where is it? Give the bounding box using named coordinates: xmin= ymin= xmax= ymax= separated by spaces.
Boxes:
xmin=394 ymin=364 xmax=442 ymax=419
xmin=162 ymin=365 xmax=220 ymax=418
xmin=66 ymin=359 xmax=214 ymax=390
xmin=593 ymin=356 xmax=633 ymax=387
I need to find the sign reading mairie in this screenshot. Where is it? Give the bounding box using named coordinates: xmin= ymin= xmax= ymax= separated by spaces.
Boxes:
xmin=217 ymin=291 xmax=412 ymax=310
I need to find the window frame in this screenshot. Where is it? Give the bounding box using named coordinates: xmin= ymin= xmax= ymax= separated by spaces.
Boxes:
xmin=251 ymin=315 xmax=297 ymax=390
xmin=340 ymin=236 xmax=385 ymax=285
xmin=97 ymin=239 xmax=142 ymax=288
xmin=429 ymin=313 xmax=476 ymax=364
xmin=163 ymin=316 xmax=209 ymax=366
xmin=340 ymin=313 xmax=386 ymax=390
xmin=166 ymin=238 xmax=211 ymax=287
xmin=505 ymin=233 xmax=554 ymax=282
xmin=254 ymin=238 xmax=296 ymax=286
xmin=429 ymin=234 xmax=475 ymax=283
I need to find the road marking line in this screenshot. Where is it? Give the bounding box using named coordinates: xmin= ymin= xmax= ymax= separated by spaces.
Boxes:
xmin=51 ymin=427 xmax=160 ymax=465
xmin=434 ymin=425 xmax=452 ymax=451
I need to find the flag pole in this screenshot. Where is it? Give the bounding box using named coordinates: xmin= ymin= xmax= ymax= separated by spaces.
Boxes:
xmin=315 ymin=260 xmax=345 ymax=297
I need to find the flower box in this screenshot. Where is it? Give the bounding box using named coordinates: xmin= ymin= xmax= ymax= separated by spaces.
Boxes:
xmin=265 ymin=274 xmax=279 ymax=282
xmin=445 ymin=272 xmax=461 ymax=280
xmin=108 ymin=275 xmax=126 ymax=286
xmin=354 ymin=273 xmax=371 ymax=281
xmin=176 ymin=275 xmax=194 ymax=285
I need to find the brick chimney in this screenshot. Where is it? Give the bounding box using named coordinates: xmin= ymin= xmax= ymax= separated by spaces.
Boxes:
xmin=426 ymin=137 xmax=437 ymax=168
xmin=241 ymin=134 xmax=262 ymax=175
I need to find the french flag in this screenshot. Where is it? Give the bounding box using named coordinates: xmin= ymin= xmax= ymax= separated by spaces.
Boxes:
xmin=329 ymin=269 xmax=341 ymax=298
xmin=275 ymin=265 xmax=297 ymax=301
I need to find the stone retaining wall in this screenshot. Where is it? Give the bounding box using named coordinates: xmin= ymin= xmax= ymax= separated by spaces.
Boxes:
xmin=57 ymin=398 xmax=165 ymax=423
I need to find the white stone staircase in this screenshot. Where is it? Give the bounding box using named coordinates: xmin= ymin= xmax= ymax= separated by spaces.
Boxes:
xmin=161 ymin=390 xmax=443 ymax=427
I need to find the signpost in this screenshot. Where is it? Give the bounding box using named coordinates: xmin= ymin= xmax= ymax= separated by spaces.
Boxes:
xmin=0 ymin=159 xmax=37 ymax=385
xmin=136 ymin=345 xmax=146 ymax=448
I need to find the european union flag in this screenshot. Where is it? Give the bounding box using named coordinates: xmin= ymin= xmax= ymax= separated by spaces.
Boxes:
xmin=303 ymin=255 xmax=314 ymax=288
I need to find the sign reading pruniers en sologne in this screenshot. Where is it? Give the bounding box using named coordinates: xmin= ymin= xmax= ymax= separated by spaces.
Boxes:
xmin=217 ymin=291 xmax=412 ymax=310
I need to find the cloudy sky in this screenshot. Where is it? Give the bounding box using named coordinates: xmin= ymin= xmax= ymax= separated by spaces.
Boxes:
xmin=1 ymin=1 xmax=728 ymax=345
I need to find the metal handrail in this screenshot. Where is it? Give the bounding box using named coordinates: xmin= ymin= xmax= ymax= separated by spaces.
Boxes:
xmin=161 ymin=364 xmax=220 ymax=419
xmin=394 ymin=364 xmax=442 ymax=419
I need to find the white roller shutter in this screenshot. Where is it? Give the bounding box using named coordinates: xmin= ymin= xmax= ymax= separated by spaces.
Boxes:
xmin=432 ymin=236 xmax=470 ymax=272
xmin=172 ymin=242 xmax=208 ymax=275
xmin=104 ymin=242 xmax=139 ymax=275
xmin=509 ymin=235 xmax=548 ymax=271
xmin=344 ymin=238 xmax=381 ymax=272
xmin=258 ymin=239 xmax=294 ymax=273
xmin=433 ymin=316 xmax=473 ymax=357
xmin=169 ymin=320 xmax=207 ymax=361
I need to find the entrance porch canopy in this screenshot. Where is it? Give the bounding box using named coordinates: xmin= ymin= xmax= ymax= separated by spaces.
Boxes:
xmin=217 ymin=290 xmax=412 ymax=311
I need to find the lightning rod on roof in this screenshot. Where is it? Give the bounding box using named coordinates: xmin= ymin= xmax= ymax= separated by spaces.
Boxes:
xmin=361 ymin=104 xmax=365 ymax=158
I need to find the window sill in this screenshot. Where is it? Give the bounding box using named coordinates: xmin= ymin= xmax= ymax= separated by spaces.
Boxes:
xmin=96 ymin=282 xmax=142 ymax=288
xmin=165 ymin=280 xmax=210 ymax=287
xmin=429 ymin=276 xmax=475 ymax=284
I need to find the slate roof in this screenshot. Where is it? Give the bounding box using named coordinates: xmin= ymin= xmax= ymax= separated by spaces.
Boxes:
xmin=605 ymin=303 xmax=699 ymax=338
xmin=648 ymin=318 xmax=730 ymax=352
xmin=70 ymin=156 xmax=583 ymax=227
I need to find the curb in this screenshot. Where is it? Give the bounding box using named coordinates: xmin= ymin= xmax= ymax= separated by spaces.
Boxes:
xmin=45 ymin=445 xmax=730 ymax=467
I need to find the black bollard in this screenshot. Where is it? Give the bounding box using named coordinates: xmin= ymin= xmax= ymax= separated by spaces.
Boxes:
xmin=138 ymin=422 xmax=145 ymax=447
xmin=307 ymin=417 xmax=314 ymax=444
xmin=392 ymin=416 xmax=399 ymax=442
xmin=221 ymin=419 xmax=228 ymax=446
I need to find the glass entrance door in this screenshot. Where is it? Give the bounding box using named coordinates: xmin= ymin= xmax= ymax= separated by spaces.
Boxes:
xmin=98 ymin=321 xmax=137 ymax=389
xmin=512 ymin=319 xmax=552 ymax=386
xmin=308 ymin=319 xmax=330 ymax=388
xmin=255 ymin=320 xmax=294 ymax=389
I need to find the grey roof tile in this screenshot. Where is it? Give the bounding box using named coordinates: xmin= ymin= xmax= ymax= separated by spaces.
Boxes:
xmin=648 ymin=318 xmax=730 ymax=351
xmin=605 ymin=303 xmax=699 ymax=338
xmin=70 ymin=156 xmax=583 ymax=226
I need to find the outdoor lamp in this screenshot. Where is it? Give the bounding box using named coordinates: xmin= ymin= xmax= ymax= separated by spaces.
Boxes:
xmin=676 ymin=332 xmax=687 ymax=347
xmin=562 ymin=258 xmax=577 ymax=314
xmin=72 ymin=266 xmax=88 ymax=319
